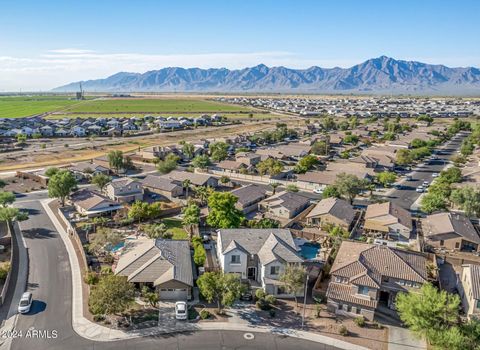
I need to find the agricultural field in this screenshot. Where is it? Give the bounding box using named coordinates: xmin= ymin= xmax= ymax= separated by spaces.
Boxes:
xmin=0 ymin=95 xmax=80 ymax=118
xmin=64 ymin=98 xmax=252 ymax=114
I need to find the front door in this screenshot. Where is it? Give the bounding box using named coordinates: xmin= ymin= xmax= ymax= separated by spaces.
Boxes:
xmin=247 ymin=267 xmax=256 ymax=280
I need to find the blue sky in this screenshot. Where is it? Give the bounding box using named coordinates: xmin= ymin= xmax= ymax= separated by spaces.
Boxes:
xmin=1 ymin=0 xmax=479 ymax=90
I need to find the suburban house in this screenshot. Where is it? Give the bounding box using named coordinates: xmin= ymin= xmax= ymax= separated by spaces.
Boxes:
xmin=215 ymin=160 xmax=252 ymax=174
xmin=105 ymin=178 xmax=143 ymax=203
xmin=115 ymin=238 xmax=193 ymax=300
xmin=235 ymin=152 xmax=261 ymax=166
xmin=216 ymin=228 xmax=304 ymax=297
xmin=230 ymin=184 xmax=268 ymax=214
xmin=458 ymin=264 xmax=480 ymax=320
xmin=364 ymin=202 xmax=413 ymax=241
xmin=326 ymin=241 xmax=432 ymax=321
xmin=305 ymin=197 xmax=355 ymax=231
xmin=259 ymin=191 xmax=311 ymax=219
xmin=422 ymin=212 xmax=480 ymax=252
xmin=69 ymin=161 xmax=110 ymax=179
xmin=70 ymin=189 xmax=123 ymax=218
xmin=162 ymin=170 xmax=218 ymax=188
xmin=141 ymin=174 xmax=183 ymax=200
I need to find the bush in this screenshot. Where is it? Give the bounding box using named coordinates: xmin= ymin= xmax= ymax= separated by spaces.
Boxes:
xmin=265 ymin=294 xmax=276 ymax=305
xmin=256 ymin=299 xmax=271 ymax=311
xmin=255 ymin=288 xmax=266 ymax=300
xmin=354 ymin=316 xmax=366 ymax=327
xmin=269 ymin=309 xmax=276 ymax=318
xmin=93 ymin=314 xmax=105 ymax=322
xmin=200 ymin=310 xmax=210 ymax=320
xmin=0 ymin=264 xmax=10 ymax=282
xmin=373 ymin=321 xmax=383 ymax=329
xmin=339 ymin=325 xmax=349 ymax=336
xmin=84 ymin=271 xmax=99 ymax=285
xmin=315 ymin=304 xmax=322 ymax=318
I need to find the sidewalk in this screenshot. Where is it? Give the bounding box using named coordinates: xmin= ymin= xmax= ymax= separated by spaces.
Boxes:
xmin=41 ymin=198 xmax=370 ymax=349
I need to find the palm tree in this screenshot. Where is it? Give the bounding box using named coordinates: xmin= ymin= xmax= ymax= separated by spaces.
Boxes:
xmin=194 ymin=186 xmax=210 ymax=206
xmin=182 ymin=179 xmax=192 ymax=198
xmin=271 ymin=182 xmax=280 ymax=195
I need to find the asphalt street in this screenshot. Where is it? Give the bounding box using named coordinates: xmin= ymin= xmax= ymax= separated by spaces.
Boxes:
xmin=387 ymin=132 xmax=468 ymax=210
xmin=4 ymin=192 xmax=338 ymax=350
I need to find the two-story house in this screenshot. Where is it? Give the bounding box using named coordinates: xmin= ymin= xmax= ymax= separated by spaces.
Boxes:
xmin=326 ymin=241 xmax=433 ymax=321
xmin=306 ymin=197 xmax=355 ymax=231
xmin=105 ymin=178 xmax=143 ymax=203
xmin=364 ymin=202 xmax=413 ymax=241
xmin=458 ymin=264 xmax=480 ymax=320
xmin=216 ymin=228 xmax=304 ymax=297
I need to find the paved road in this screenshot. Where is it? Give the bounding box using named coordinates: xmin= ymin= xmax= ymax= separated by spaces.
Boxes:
xmin=4 ymin=193 xmax=339 ymax=350
xmin=387 ymin=132 xmax=468 ymax=210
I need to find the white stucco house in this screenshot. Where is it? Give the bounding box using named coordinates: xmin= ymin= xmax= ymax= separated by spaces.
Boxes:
xmin=216 ymin=228 xmax=304 ymax=297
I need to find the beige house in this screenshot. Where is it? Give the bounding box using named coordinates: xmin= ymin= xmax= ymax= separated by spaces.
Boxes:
xmin=142 ymin=175 xmax=183 ymax=200
xmin=105 ymin=178 xmax=143 ymax=203
xmin=458 ymin=264 xmax=480 ymax=320
xmin=364 ymin=202 xmax=412 ymax=241
xmin=259 ymin=191 xmax=310 ymax=219
xmin=235 ymin=152 xmax=261 ymax=166
xmin=326 ymin=241 xmax=432 ymax=321
xmin=422 ymin=212 xmax=480 ymax=252
xmin=231 ymin=184 xmax=267 ymax=214
xmin=70 ymin=189 xmax=123 ymax=218
xmin=306 ymin=197 xmax=355 ymax=231
xmin=115 ymin=238 xmax=193 ymax=300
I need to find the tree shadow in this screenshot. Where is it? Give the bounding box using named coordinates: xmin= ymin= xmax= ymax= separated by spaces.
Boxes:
xmin=22 ymin=228 xmax=56 ymax=239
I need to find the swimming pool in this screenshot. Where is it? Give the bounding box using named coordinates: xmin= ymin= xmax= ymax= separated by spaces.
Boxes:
xmin=299 ymin=242 xmax=320 ymax=260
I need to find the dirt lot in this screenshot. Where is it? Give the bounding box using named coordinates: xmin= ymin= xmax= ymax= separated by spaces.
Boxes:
xmin=0 ymin=118 xmax=302 ymax=172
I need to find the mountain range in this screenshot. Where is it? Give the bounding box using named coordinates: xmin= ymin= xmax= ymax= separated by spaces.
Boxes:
xmin=53 ymin=56 xmax=480 ymax=95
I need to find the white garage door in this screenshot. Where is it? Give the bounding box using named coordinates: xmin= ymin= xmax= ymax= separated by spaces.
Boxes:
xmin=159 ymin=288 xmax=188 ymax=300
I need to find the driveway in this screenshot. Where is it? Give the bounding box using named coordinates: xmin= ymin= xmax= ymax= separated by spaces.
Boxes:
xmin=388 ymin=326 xmax=426 ymax=350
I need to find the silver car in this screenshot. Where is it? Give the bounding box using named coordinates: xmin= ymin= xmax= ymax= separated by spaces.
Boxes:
xmin=18 ymin=292 xmax=33 ymax=314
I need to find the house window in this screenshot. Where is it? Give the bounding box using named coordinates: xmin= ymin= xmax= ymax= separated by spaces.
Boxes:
xmin=476 ymin=300 xmax=480 ymax=309
xmin=231 ymin=255 xmax=241 ymax=264
xmin=358 ymin=286 xmax=369 ymax=295
xmin=455 ymin=242 xmax=460 ymax=249
xmin=270 ymin=266 xmax=280 ymax=275
xmin=355 ymin=307 xmax=361 ymax=314
xmin=440 ymin=240 xmax=444 ymax=246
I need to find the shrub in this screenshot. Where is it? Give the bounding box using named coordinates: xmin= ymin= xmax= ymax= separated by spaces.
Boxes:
xmin=265 ymin=294 xmax=276 ymax=305
xmin=373 ymin=321 xmax=383 ymax=329
xmin=84 ymin=271 xmax=99 ymax=285
xmin=256 ymin=300 xmax=271 ymax=311
xmin=354 ymin=316 xmax=366 ymax=328
xmin=255 ymin=288 xmax=266 ymax=300
xmin=339 ymin=325 xmax=349 ymax=336
xmin=93 ymin=314 xmax=105 ymax=322
xmin=269 ymin=309 xmax=276 ymax=318
xmin=315 ymin=304 xmax=322 ymax=318
xmin=0 ymin=264 xmax=10 ymax=282
xmin=200 ymin=310 xmax=210 ymax=320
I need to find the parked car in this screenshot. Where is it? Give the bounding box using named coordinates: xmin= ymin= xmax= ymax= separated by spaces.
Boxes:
xmin=313 ymin=188 xmax=323 ymax=194
xmin=432 ymin=173 xmax=439 ymax=178
xmin=405 ymin=174 xmax=413 ymax=181
xmin=18 ymin=292 xmax=33 ymax=314
xmin=423 ymin=181 xmax=429 ymax=187
xmin=175 ymin=301 xmax=187 ymax=320
xmin=416 ymin=186 xmax=424 ymax=193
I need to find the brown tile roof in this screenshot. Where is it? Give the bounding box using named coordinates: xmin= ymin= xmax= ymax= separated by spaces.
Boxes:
xmin=306 ymin=197 xmax=355 ymax=225
xmin=326 ymin=283 xmax=378 ymax=308
xmin=365 ymin=202 xmax=412 ymax=230
xmin=422 ymin=212 xmax=480 ymax=244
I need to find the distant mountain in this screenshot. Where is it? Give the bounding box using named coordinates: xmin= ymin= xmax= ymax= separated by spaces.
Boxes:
xmin=53 ymin=56 xmax=480 ymax=95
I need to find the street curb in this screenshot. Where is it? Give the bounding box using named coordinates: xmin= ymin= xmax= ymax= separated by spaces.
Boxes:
xmin=42 ymin=199 xmax=369 ymax=350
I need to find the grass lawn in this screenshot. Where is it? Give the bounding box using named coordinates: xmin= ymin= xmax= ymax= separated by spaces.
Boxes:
xmin=162 ymin=218 xmax=189 ymax=240
xmin=0 ymin=96 xmax=80 ymax=118
xmin=66 ymin=98 xmax=252 ymax=114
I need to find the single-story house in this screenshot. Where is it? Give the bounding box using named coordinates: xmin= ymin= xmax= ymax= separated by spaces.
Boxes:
xmin=306 ymin=197 xmax=355 ymax=231
xmin=142 ymin=174 xmax=183 ymax=200
xmin=70 ymin=189 xmax=123 ymax=218
xmin=231 ymin=184 xmax=268 ymax=214
xmin=259 ymin=191 xmax=310 ymax=219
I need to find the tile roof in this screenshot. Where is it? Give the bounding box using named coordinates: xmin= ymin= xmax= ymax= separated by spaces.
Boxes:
xmin=365 ymin=202 xmax=412 ymax=230
xmin=262 ymin=191 xmax=310 ymax=213
xmin=231 ymin=184 xmax=267 ymax=206
xmin=422 ymin=212 xmax=480 ymax=244
xmin=70 ymin=189 xmax=118 ymax=211
xmin=306 ymin=197 xmax=355 ymax=225
xmin=142 ymin=175 xmax=181 ymax=192
xmin=326 ymin=283 xmax=378 ymax=308
xmin=161 ymin=170 xmax=216 ymax=187
xmin=115 ymin=239 xmax=193 ymax=287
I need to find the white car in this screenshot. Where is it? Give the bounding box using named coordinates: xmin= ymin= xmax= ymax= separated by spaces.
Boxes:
xmin=18 ymin=292 xmax=33 ymax=314
xmin=432 ymin=173 xmax=439 ymax=178
xmin=416 ymin=186 xmax=424 ymax=193
xmin=175 ymin=301 xmax=187 ymax=320
xmin=423 ymin=181 xmax=430 ymax=187
xmin=313 ymin=188 xmax=323 ymax=194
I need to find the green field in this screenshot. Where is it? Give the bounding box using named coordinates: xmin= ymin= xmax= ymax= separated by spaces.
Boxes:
xmin=66 ymin=98 xmax=251 ymax=114
xmin=0 ymin=96 xmax=80 ymax=118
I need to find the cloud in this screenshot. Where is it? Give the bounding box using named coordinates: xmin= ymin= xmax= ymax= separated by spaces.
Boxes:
xmin=0 ymin=49 xmax=356 ymax=91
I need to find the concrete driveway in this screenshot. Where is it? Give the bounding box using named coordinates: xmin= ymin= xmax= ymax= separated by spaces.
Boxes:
xmin=388 ymin=325 xmax=426 ymax=350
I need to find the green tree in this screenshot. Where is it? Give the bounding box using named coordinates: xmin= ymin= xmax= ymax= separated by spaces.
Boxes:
xmin=311 ymin=141 xmax=329 ymax=155
xmin=181 ymin=142 xmax=195 ymax=159
xmin=279 ymin=265 xmax=306 ymax=307
xmin=91 ymin=173 xmax=111 ymax=192
xmin=192 ymin=236 xmax=206 ymax=266
xmin=45 ymin=167 xmax=60 ymax=177
xmin=322 ymin=185 xmax=340 ymax=199
xmin=194 ymin=186 xmax=211 ymax=206
xmin=89 ymin=227 xmax=123 ymax=254
xmin=257 ymin=158 xmax=284 ymax=176
xmin=206 ymin=192 xmax=244 ymax=228
xmin=48 ymin=170 xmax=77 ymax=206
xmin=141 ymin=223 xmax=169 ymax=239
xmin=16 ymin=134 xmax=27 ymax=144
xmin=334 ymin=173 xmax=366 ymax=204
xmin=156 ymin=153 xmax=179 ymax=174
xmin=219 ymin=176 xmax=230 ymax=185
xmin=321 ymin=116 xmax=336 ymax=131
xmin=192 ymin=154 xmax=211 ymax=169
xmin=88 ymin=275 xmax=135 ymax=316
xmin=294 ymin=154 xmax=318 ymax=174
xmin=182 ymin=179 xmax=192 ymax=198
xmin=421 ymin=192 xmax=447 ymax=214
xmin=196 ymin=271 xmax=245 ymax=313
xmin=247 ymin=218 xmax=280 ymax=229
xmin=128 ymin=201 xmax=162 ymax=223
xmin=107 ymin=150 xmax=124 ymax=174
xmin=396 ymin=149 xmax=413 ymax=166
xmin=0 ymin=207 xmax=28 ymax=223
xmin=182 ymin=202 xmax=200 ymax=236
xmin=286 ymin=184 xmax=299 ymax=192
xmin=0 ymin=191 xmax=16 ymax=207
xmin=440 ymin=167 xmax=462 ymax=184
xmin=376 ymin=171 xmax=397 ymax=187
xmin=450 ymin=186 xmax=480 ymax=217
xmin=396 ymin=283 xmax=460 ymax=346
xmin=209 ymin=142 xmax=229 ymax=162
xmin=141 ymin=286 xmax=159 ymax=308
xmin=460 ymin=140 xmax=474 ymax=156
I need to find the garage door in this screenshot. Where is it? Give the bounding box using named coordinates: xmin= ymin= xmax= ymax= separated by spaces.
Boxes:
xmin=159 ymin=288 xmax=188 ymax=300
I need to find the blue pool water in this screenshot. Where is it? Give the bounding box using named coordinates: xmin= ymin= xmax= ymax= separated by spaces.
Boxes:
xmin=300 ymin=242 xmax=320 ymax=259
xmin=106 ymin=241 xmax=125 ymax=253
